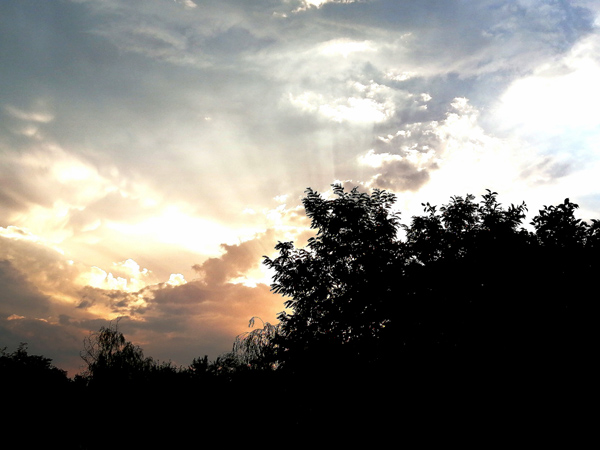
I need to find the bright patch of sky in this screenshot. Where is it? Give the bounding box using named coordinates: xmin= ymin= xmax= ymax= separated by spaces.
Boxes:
xmin=495 ymin=32 xmax=600 ymax=135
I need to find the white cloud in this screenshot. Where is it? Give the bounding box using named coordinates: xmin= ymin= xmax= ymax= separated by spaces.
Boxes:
xmin=494 ymin=33 xmax=600 ymax=135
xmin=3 ymin=104 xmax=54 ymax=123
xmin=180 ymin=0 xmax=197 ymax=8
xmin=0 ymin=226 xmax=65 ymax=255
xmin=384 ymin=70 xmax=417 ymax=82
xmin=288 ymin=80 xmax=397 ymax=123
xmin=166 ymin=273 xmax=187 ymax=286
xmin=294 ymin=0 xmax=362 ymax=12
xmin=318 ymin=38 xmax=376 ymax=58
xmin=359 ymin=97 xmax=557 ymax=198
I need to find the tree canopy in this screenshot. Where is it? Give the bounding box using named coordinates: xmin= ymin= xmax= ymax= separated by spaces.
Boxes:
xmin=0 ymin=342 xmax=69 ymax=391
xmin=80 ymin=320 xmax=154 ymax=388
xmin=264 ymin=185 xmax=404 ymax=372
xmin=264 ymin=185 xmax=595 ymax=384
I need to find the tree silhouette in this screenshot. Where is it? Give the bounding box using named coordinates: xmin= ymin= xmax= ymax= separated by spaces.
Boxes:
xmin=2 ymin=185 xmax=594 ymax=442
xmin=228 ymin=316 xmax=280 ymax=371
xmin=80 ymin=320 xmax=151 ymax=387
xmin=398 ymin=190 xmax=531 ymax=358
xmin=263 ymin=185 xmax=595 ymax=423
xmin=264 ymin=185 xmax=404 ymax=375
xmin=0 ymin=342 xmax=69 ymax=391
xmin=1 ymin=343 xmax=78 ymax=448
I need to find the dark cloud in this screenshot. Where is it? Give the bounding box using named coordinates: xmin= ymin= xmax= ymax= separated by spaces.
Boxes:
xmin=192 ymin=229 xmax=277 ymax=285
xmin=0 ymin=230 xmax=90 ymax=300
xmin=369 ymin=159 xmax=431 ymax=192
xmin=0 ymin=315 xmax=87 ymax=377
xmin=69 ymin=228 xmax=286 ymax=367
xmin=0 ymin=259 xmax=51 ymax=317
xmin=150 ymin=282 xmax=208 ymax=312
xmin=150 ymin=280 xmax=274 ymax=320
xmin=0 ymin=225 xmax=286 ymax=372
xmin=77 ymin=285 xmax=147 ymax=315
xmin=520 ymin=156 xmax=575 ymax=185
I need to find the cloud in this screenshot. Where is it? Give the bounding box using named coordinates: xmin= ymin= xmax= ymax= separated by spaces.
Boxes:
xmin=0 ymin=226 xmax=83 ymax=304
xmin=0 ymin=259 xmax=51 ymax=317
xmin=359 ymin=149 xmax=433 ymax=192
xmin=80 ymin=228 xmax=289 ymax=364
xmin=0 ymin=141 xmax=126 ymax=236
xmin=492 ymin=31 xmax=600 ymax=139
xmin=318 ymin=38 xmax=376 ymax=58
xmin=294 ymin=0 xmax=363 ymax=12
xmin=0 ymin=217 xmax=299 ymax=374
xmin=3 ymin=103 xmax=54 ymax=124
xmin=288 ymin=80 xmax=399 ymax=124
xmin=2 ymin=0 xmax=594 ymax=227
xmin=354 ymin=92 xmax=597 ymax=219
xmin=357 ymin=98 xmax=480 ymax=192
xmin=192 ymin=232 xmax=274 ymax=286
xmin=317 ymin=0 xmax=595 ymax=77
xmin=0 ymin=315 xmax=87 ymax=376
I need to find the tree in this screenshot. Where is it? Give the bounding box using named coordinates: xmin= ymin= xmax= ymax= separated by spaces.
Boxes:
xmin=0 ymin=342 xmax=69 ymax=391
xmin=532 ymin=198 xmax=589 ymax=248
xmin=1 ymin=344 xmax=84 ymax=448
xmin=400 ymin=190 xmax=532 ymax=360
xmin=264 ymin=184 xmax=404 ymax=373
xmin=526 ymin=198 xmax=596 ymax=363
xmin=80 ymin=319 xmax=152 ymax=387
xmin=260 ymin=186 xmax=597 ymax=432
xmin=229 ymin=316 xmax=281 ymax=370
xmin=264 ymin=185 xmax=597 ymax=376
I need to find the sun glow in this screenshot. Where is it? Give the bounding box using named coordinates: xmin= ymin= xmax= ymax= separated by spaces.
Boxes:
xmin=106 ymin=205 xmax=250 ymax=255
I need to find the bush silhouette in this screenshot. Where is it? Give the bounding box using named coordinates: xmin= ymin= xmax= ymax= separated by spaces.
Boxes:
xmin=0 ymin=342 xmax=69 ymax=391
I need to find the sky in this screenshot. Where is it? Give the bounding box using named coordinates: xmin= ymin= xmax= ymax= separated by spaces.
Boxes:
xmin=1 ymin=0 xmax=600 ymax=376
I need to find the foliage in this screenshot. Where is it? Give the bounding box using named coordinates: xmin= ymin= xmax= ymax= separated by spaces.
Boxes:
xmin=531 ymin=197 xmax=589 ymax=247
xmin=399 ymin=190 xmax=533 ymax=359
xmin=230 ymin=316 xmax=281 ymax=369
xmin=79 ymin=319 xmax=155 ymax=387
xmin=404 ymin=190 xmax=528 ymax=264
xmin=189 ymin=355 xmax=210 ymax=378
xmin=263 ymin=185 xmax=404 ymax=371
xmin=0 ymin=342 xmax=69 ymax=390
xmin=264 ymin=185 xmax=596 ymax=379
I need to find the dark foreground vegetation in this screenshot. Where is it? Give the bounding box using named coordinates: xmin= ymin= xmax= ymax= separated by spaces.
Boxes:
xmin=2 ymin=185 xmax=595 ymax=446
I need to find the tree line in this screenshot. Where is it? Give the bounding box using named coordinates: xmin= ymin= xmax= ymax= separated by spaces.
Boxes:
xmin=2 ymin=185 xmax=595 ymax=445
